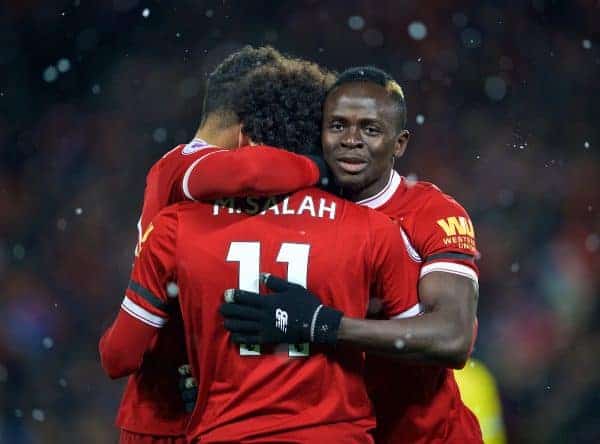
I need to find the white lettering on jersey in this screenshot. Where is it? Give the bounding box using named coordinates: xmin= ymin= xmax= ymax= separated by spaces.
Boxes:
xmin=297 ymin=196 xmax=316 ymax=217
xmin=212 ymin=196 xmax=337 ymax=219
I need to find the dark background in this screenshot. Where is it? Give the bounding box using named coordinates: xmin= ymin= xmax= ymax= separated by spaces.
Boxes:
xmin=1 ymin=1 xmax=598 ymax=442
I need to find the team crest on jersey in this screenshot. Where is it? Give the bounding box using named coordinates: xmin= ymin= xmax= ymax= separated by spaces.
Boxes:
xmin=135 ymin=223 xmax=154 ymax=257
xmin=182 ymin=139 xmax=210 ymax=155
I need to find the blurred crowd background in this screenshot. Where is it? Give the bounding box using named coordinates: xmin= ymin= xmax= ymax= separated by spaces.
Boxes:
xmin=1 ymin=0 xmax=598 ymax=442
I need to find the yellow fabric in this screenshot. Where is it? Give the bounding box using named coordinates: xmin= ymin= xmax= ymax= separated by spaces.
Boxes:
xmin=455 ymin=359 xmax=507 ymax=444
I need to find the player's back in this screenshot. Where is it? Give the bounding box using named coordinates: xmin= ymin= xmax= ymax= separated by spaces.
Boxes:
xmin=173 ymin=187 xmax=408 ymax=443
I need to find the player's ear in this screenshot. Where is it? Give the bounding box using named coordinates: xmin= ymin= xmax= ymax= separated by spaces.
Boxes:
xmin=394 ymin=130 xmax=410 ymax=159
xmin=237 ymin=124 xmax=251 ymax=148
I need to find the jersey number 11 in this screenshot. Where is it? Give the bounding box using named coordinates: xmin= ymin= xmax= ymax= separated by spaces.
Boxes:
xmin=226 ymin=241 xmax=311 ymax=358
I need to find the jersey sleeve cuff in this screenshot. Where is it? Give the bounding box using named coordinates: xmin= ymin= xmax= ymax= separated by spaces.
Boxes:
xmin=121 ymin=296 xmax=168 ymax=328
xmin=391 ymin=303 xmax=423 ymax=319
xmin=420 ymin=262 xmax=478 ymax=285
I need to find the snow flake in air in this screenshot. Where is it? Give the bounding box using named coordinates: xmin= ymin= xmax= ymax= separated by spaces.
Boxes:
xmin=348 ymin=16 xmax=365 ymax=31
xmin=408 ymin=21 xmax=427 ymax=40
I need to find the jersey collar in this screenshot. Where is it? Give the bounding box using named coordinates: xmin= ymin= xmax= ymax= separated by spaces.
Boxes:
xmin=181 ymin=138 xmax=218 ymax=155
xmin=356 ymin=170 xmax=402 ymax=209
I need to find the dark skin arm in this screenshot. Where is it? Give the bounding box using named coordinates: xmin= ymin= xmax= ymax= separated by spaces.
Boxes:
xmin=337 ymin=271 xmax=478 ymax=369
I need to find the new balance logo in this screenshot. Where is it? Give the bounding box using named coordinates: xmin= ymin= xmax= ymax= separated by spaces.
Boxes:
xmin=275 ymin=308 xmax=288 ymax=333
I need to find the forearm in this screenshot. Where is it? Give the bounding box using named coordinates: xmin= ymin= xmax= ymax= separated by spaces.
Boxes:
xmin=187 ymin=146 xmax=321 ymax=200
xmin=99 ymin=309 xmax=158 ymax=379
xmin=337 ymin=310 xmax=473 ymax=368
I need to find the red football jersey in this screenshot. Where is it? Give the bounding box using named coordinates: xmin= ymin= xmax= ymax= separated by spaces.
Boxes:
xmin=124 ymin=188 xmax=420 ymax=443
xmin=116 ymin=139 xmax=320 ymax=435
xmin=358 ymin=170 xmax=482 ymax=444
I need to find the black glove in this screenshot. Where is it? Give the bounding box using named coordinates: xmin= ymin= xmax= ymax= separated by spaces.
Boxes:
xmin=177 ymin=364 xmax=197 ymax=413
xmin=305 ymin=154 xmax=332 ymax=190
xmin=219 ymin=273 xmax=343 ymax=346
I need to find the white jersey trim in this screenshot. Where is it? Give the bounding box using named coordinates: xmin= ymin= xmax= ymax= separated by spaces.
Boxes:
xmin=121 ymin=296 xmax=167 ymax=328
xmin=399 ymin=227 xmax=422 ymax=263
xmin=420 ymin=262 xmax=478 ymax=285
xmin=181 ymin=138 xmax=213 ymax=155
xmin=136 ymin=216 xmax=142 ymax=244
xmin=357 ymin=170 xmax=402 ymax=209
xmin=392 ymin=303 xmax=423 ymax=319
xmin=182 ymin=149 xmax=228 ymax=200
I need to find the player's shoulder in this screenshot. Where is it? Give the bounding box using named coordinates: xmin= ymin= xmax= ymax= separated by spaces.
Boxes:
xmin=343 ymin=191 xmax=397 ymax=230
xmin=149 ymin=201 xmax=215 ymax=234
xmin=296 ymin=187 xmax=395 ymax=230
xmin=161 ymin=200 xmax=211 ymax=216
xmin=149 ymin=140 xmax=222 ymax=173
xmin=401 ymin=179 xmax=470 ymax=216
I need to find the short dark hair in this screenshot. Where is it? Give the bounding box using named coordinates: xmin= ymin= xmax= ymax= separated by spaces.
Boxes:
xmin=234 ymin=60 xmax=336 ymax=155
xmin=201 ymin=45 xmax=284 ymax=126
xmin=330 ymin=66 xmax=407 ymax=131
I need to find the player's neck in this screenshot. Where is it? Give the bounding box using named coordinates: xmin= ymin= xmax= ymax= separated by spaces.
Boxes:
xmin=345 ymin=170 xmax=393 ymax=203
xmin=194 ymin=124 xmax=238 ymax=149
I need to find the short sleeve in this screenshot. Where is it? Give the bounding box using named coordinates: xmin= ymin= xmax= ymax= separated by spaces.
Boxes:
xmin=369 ymin=213 xmax=421 ymax=319
xmin=123 ymin=207 xmax=178 ymax=328
xmin=411 ymin=192 xmax=479 ymax=283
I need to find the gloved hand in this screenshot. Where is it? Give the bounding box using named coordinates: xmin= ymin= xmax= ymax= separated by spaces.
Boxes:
xmin=177 ymin=364 xmax=197 ymax=413
xmin=219 ymin=273 xmax=343 ymax=346
xmin=305 ymin=154 xmax=332 ymax=190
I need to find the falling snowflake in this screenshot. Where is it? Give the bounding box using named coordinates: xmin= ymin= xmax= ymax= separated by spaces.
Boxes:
xmin=407 ymin=21 xmax=427 ymax=40
xmin=42 ymin=337 xmax=54 ymax=349
xmin=57 ymin=58 xmax=71 ymax=73
xmin=32 ymin=409 xmax=45 ymax=422
xmin=43 ymin=66 xmax=59 ymax=83
xmin=348 ymin=15 xmax=365 ymax=31
xmin=166 ymin=282 xmax=179 ymax=298
xmin=405 ymin=173 xmax=418 ymax=187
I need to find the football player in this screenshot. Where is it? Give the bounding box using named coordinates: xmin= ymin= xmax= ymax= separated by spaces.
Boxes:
xmin=222 ymin=67 xmax=483 ymax=443
xmin=100 ymin=58 xmax=420 ymax=443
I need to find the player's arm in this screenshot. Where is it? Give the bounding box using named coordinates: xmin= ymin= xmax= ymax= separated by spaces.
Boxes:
xmin=336 ymin=273 xmax=477 ymax=368
xmin=338 ymin=197 xmax=479 ymax=368
xmin=100 ymin=209 xmax=178 ymax=378
xmin=137 ymin=145 xmax=327 ymax=248
xmin=181 ymin=145 xmax=328 ymax=201
xmin=99 ymin=309 xmax=160 ymax=379
xmin=219 ymin=216 xmax=421 ymax=349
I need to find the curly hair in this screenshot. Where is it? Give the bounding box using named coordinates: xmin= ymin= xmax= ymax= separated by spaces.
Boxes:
xmin=201 ymin=45 xmax=284 ymax=126
xmin=234 ymin=60 xmax=336 ymax=155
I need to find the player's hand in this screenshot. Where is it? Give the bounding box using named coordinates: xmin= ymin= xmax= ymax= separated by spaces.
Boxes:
xmin=219 ymin=273 xmax=343 ymax=345
xmin=305 ymin=154 xmax=332 ymax=190
xmin=177 ymin=364 xmax=197 ymax=413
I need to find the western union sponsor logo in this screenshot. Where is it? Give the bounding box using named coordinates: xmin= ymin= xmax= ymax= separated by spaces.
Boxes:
xmin=436 ymin=216 xmax=475 ymax=238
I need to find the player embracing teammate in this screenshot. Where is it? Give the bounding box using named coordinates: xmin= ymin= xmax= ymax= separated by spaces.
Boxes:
xmin=100 ymin=46 xmax=482 ymax=443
